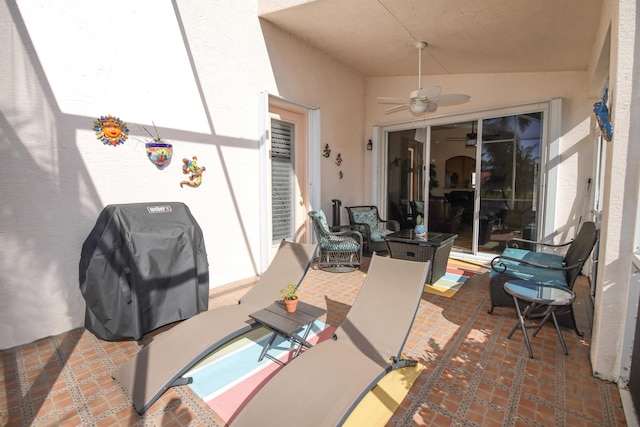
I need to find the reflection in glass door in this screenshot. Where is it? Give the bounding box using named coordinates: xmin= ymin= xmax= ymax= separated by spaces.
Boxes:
xmin=478 ymin=113 xmax=542 ymax=253
xmin=386 ymin=129 xmax=425 ymax=230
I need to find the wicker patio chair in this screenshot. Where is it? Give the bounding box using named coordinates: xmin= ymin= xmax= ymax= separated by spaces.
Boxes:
xmin=345 ymin=205 xmax=400 ymax=254
xmin=309 ymin=210 xmax=363 ymax=272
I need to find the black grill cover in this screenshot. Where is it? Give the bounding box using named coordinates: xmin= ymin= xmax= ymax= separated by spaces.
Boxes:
xmin=79 ymin=202 xmax=209 ymax=340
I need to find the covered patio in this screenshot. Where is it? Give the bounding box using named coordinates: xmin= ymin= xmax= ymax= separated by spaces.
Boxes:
xmin=0 ymin=257 xmax=624 ymax=426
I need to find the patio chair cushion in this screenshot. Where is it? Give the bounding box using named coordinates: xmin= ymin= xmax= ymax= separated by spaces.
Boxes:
xmin=499 ymin=248 xmax=565 ymax=267
xmin=489 ymin=248 xmax=568 ymax=286
xmin=316 ymin=210 xmax=331 ymax=231
xmin=311 ymin=211 xmax=359 ymax=249
xmin=351 ymin=208 xmax=394 ymax=241
xmin=351 ymin=209 xmax=377 ymax=231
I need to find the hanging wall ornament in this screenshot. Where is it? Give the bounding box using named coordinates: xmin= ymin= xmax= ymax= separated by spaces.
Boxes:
xmin=323 ymin=144 xmax=331 ymax=158
xmin=335 ymin=153 xmax=343 ymax=166
xmin=339 ymin=170 xmax=343 ymax=179
xmin=593 ymin=88 xmax=613 ymax=142
xmin=93 ymin=115 xmax=128 ymax=146
xmin=180 ymin=156 xmax=206 ymax=188
xmin=143 ymin=123 xmax=173 ymax=168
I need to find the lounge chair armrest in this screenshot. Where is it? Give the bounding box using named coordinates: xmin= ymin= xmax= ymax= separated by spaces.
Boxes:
xmin=506 ymin=237 xmax=573 ymax=250
xmin=329 ymin=225 xmax=357 ymax=232
xmin=351 ymin=221 xmax=371 ymax=236
xmin=491 ymin=254 xmax=570 ymax=273
xmin=331 ymin=229 xmax=363 ymax=243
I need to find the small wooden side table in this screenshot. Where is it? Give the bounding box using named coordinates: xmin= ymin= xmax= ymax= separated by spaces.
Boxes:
xmin=249 ymin=301 xmax=326 ymax=365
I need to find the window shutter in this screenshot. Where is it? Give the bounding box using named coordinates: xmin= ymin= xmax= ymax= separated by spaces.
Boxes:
xmin=271 ymin=120 xmax=294 ymax=243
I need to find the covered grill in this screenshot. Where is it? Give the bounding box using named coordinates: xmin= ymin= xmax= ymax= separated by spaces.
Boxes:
xmin=79 ymin=202 xmax=209 ymax=340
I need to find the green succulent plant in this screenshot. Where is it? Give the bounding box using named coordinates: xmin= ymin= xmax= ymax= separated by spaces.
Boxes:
xmin=280 ymin=283 xmax=298 ymax=300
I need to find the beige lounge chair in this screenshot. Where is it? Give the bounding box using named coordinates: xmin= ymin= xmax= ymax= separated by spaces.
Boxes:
xmin=232 ymin=254 xmax=430 ymax=426
xmin=112 ymin=240 xmax=317 ymax=414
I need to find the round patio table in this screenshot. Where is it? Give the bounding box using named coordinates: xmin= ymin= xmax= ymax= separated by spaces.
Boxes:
xmin=504 ymin=280 xmax=576 ymax=358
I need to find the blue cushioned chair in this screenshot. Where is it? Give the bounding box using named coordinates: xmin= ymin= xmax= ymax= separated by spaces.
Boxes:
xmin=345 ymin=205 xmax=400 ymax=254
xmin=309 ymin=210 xmax=363 ymax=272
xmin=488 ymin=221 xmax=598 ymax=335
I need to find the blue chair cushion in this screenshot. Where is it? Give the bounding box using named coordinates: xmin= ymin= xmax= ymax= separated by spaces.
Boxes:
xmin=323 ymin=235 xmax=360 ymax=251
xmin=315 ymin=210 xmax=330 ymax=231
xmin=351 ymin=209 xmax=377 ymax=233
xmin=370 ymin=228 xmax=393 ymax=241
xmin=490 ymin=248 xmax=567 ymax=286
xmin=501 ymin=248 xmax=564 ymax=267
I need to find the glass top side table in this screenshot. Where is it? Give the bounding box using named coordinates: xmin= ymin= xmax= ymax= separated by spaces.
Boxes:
xmin=504 ymin=280 xmax=576 ymax=358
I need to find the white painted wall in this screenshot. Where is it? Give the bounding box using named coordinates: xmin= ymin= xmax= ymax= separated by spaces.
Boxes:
xmin=590 ymin=0 xmax=640 ymax=383
xmin=0 ymin=0 xmax=364 ymax=349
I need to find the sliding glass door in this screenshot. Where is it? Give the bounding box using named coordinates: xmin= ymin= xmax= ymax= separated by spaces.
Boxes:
xmin=385 ymin=111 xmax=543 ymax=256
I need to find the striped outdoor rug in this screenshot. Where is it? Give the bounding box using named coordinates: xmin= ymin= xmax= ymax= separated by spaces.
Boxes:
xmin=184 ymin=321 xmax=335 ymax=424
xmin=424 ymin=258 xmax=485 ymax=297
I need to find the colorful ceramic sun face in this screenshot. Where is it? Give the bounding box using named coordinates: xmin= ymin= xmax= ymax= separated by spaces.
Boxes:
xmin=93 ymin=115 xmax=129 ymax=146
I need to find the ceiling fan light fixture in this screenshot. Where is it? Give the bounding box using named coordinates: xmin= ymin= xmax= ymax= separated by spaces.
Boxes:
xmin=410 ymin=101 xmax=429 ymax=114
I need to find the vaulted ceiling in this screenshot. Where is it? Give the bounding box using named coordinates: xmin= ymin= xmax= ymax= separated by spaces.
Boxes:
xmin=259 ymin=0 xmax=604 ymax=78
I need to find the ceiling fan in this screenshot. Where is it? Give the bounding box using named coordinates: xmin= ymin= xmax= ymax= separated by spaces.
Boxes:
xmin=378 ymin=41 xmax=471 ymax=115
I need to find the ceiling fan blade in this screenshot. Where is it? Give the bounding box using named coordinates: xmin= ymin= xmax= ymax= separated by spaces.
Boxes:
xmin=378 ymin=96 xmax=411 ymax=104
xmin=384 ymin=104 xmax=410 ymax=114
xmin=425 ymin=102 xmax=438 ymax=113
xmin=416 ymin=85 xmax=441 ymax=99
xmin=434 ymin=94 xmax=471 ymax=106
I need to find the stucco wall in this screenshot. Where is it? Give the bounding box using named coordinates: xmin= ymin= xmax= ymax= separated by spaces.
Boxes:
xmin=0 ymin=1 xmax=364 ymax=349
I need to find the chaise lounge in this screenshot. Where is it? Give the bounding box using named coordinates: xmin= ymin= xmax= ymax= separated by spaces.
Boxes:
xmin=112 ymin=240 xmax=317 ymax=414
xmin=232 ymin=254 xmax=430 ymax=426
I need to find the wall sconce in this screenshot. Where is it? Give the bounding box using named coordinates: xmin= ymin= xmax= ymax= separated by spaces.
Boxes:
xmin=366 ymin=139 xmax=373 ymax=150
xmin=465 ymin=122 xmax=477 ymax=147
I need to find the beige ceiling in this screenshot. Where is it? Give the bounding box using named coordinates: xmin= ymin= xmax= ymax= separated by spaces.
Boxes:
xmin=258 ymin=0 xmax=604 ymax=77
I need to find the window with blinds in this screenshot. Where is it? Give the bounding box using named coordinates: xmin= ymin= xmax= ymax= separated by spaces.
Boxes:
xmin=271 ymin=119 xmax=295 ymax=243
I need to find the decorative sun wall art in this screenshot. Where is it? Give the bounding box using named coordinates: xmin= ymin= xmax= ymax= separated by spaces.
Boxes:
xmin=93 ymin=115 xmax=129 ymax=146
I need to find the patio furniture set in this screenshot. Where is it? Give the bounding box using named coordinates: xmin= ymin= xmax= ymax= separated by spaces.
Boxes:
xmin=106 ymin=206 xmax=597 ymax=420
xmin=309 ymin=205 xmax=457 ymax=284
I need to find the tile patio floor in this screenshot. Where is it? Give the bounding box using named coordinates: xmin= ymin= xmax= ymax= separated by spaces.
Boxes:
xmin=0 ymin=256 xmax=627 ymax=426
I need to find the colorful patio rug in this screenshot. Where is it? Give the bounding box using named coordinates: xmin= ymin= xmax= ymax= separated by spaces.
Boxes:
xmin=184 ymin=320 xmax=422 ymax=425
xmin=424 ymin=258 xmax=485 ymax=297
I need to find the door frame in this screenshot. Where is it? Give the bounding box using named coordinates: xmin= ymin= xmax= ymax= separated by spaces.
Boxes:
xmin=371 ymin=99 xmax=561 ymax=259
xmin=258 ymin=92 xmax=320 ymax=273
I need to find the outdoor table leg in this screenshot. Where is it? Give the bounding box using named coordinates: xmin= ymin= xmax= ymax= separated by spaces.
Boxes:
xmin=291 ymin=322 xmax=315 ymax=358
xmin=257 ymin=331 xmax=278 ymax=362
xmin=531 ymin=306 xmax=569 ymax=355
xmin=507 ymin=297 xmax=537 ymax=358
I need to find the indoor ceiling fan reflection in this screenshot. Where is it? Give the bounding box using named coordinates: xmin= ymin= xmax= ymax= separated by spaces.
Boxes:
xmin=378 ymin=42 xmax=471 ymax=115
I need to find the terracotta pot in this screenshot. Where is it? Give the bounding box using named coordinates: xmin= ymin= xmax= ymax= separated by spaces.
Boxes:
xmin=283 ymin=298 xmax=298 ymax=313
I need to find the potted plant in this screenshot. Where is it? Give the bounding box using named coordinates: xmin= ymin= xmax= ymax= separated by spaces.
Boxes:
xmin=280 ymin=283 xmax=299 ymax=313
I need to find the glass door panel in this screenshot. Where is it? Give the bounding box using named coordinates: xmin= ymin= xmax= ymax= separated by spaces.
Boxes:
xmin=386 ymin=129 xmax=425 ymax=229
xmin=384 ymin=112 xmax=543 ymax=257
xmin=479 ymin=113 xmax=542 ymax=253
